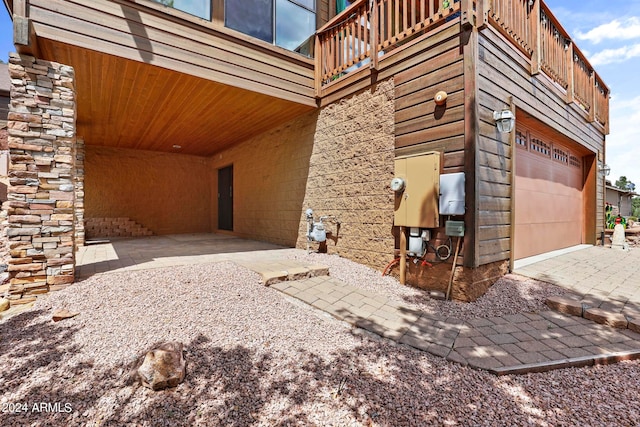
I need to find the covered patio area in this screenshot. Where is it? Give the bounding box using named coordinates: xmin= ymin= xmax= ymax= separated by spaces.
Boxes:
xmin=75 ymin=233 xmax=302 ymax=279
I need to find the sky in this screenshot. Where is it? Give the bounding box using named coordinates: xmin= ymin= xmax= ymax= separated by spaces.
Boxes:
xmin=0 ymin=1 xmax=639 ymax=189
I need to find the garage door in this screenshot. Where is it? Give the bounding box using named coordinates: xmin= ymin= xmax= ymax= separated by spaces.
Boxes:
xmin=514 ymin=129 xmax=584 ymax=260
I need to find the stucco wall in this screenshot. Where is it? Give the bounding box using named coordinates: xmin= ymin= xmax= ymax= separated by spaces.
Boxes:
xmin=297 ymin=80 xmax=396 ymax=269
xmin=210 ymin=112 xmax=317 ymax=247
xmin=85 ymin=146 xmax=211 ymax=235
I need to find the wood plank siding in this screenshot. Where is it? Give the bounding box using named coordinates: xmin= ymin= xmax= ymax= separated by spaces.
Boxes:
xmin=28 ymin=0 xmax=316 ymax=104
xmin=476 ymin=25 xmax=606 ymax=265
xmin=393 ymin=22 xmax=467 ymax=264
xmin=17 ymin=0 xmax=321 ymax=156
xmin=394 ymin=26 xmax=464 ymax=169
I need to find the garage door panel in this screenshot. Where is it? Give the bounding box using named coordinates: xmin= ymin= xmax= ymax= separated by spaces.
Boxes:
xmin=514 ymin=131 xmax=585 ymax=260
xmin=515 ymin=221 xmax=582 ymax=258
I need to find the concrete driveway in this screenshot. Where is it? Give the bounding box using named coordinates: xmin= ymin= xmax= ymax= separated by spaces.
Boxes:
xmin=514 ymin=245 xmax=640 ymax=316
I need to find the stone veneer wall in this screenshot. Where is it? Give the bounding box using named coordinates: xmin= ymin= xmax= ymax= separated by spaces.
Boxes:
xmin=4 ymin=53 xmax=77 ymax=300
xmin=296 ymin=80 xmax=396 ymax=269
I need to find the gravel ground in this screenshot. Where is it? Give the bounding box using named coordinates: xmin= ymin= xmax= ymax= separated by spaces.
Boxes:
xmin=1 ymin=255 xmax=639 ymax=426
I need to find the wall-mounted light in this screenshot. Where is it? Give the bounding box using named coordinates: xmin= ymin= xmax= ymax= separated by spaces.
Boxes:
xmin=493 ymin=109 xmax=515 ymax=133
xmin=598 ymin=161 xmax=611 ymax=176
xmin=172 ymin=144 xmax=182 ymax=149
xmin=434 ymin=91 xmax=448 ymax=106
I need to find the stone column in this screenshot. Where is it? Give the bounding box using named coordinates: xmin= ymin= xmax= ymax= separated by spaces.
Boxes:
xmin=3 ymin=53 xmax=77 ymax=302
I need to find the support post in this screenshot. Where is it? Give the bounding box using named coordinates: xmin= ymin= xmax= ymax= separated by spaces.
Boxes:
xmin=5 ymin=53 xmax=77 ymax=302
xmin=370 ymin=0 xmax=379 ymax=71
xmin=565 ymin=41 xmax=575 ymax=105
xmin=530 ymin=0 xmax=541 ymax=74
xmin=399 ymin=226 xmax=406 ymax=285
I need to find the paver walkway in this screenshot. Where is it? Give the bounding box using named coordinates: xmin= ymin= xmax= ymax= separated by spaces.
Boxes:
xmin=269 ymin=275 xmax=640 ymax=375
xmin=515 ymin=246 xmax=640 ymax=316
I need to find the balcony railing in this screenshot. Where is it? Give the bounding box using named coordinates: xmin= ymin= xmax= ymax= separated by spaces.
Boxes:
xmin=315 ymin=0 xmax=462 ymax=90
xmin=486 ymin=0 xmax=609 ymax=130
xmin=315 ymin=0 xmax=609 ymax=131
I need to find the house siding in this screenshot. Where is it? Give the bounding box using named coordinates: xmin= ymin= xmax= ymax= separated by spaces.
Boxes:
xmin=476 ymin=26 xmax=606 ymax=265
xmin=27 ymin=0 xmax=315 ymax=105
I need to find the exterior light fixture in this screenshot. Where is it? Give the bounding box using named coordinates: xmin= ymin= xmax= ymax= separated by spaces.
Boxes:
xmin=172 ymin=144 xmax=182 ymax=149
xmin=434 ymin=90 xmax=448 ymax=106
xmin=598 ymin=162 xmax=611 ymax=177
xmin=493 ymin=109 xmax=515 ymax=133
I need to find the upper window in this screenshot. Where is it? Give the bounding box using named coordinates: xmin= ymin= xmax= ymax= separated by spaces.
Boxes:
xmin=225 ymin=0 xmax=274 ymax=44
xmin=152 ymin=0 xmax=211 ymax=20
xmin=226 ymin=0 xmax=316 ymax=56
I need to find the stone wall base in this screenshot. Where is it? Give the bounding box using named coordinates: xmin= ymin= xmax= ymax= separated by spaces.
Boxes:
xmin=85 ymin=217 xmax=154 ymax=239
xmin=395 ymin=258 xmax=509 ymax=302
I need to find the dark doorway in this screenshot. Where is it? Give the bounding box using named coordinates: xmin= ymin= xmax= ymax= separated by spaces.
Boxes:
xmin=218 ymin=165 xmax=233 ymax=231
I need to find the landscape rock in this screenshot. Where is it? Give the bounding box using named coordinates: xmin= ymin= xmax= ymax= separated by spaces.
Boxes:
xmin=0 ymin=297 xmax=9 ymax=312
xmin=52 ymin=308 xmax=80 ymax=322
xmin=137 ymin=342 xmax=186 ymax=391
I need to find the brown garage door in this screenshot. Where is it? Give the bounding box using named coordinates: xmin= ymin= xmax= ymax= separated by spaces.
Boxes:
xmin=514 ymin=129 xmax=584 ymax=260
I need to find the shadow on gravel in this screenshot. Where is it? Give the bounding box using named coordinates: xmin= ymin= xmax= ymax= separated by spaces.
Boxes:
xmin=2 ymin=307 xmax=637 ymax=426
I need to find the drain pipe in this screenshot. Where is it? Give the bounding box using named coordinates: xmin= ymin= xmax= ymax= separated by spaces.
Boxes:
xmin=305 ymin=208 xmax=314 ymax=254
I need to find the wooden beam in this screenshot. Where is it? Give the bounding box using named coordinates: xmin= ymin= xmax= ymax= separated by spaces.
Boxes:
xmin=509 ymin=100 xmax=517 ymax=273
xmin=13 ymin=0 xmax=26 ymax=17
xmin=462 ymin=26 xmax=479 ymax=268
xmin=530 ymin=0 xmax=541 ymax=74
xmin=588 ymin=71 xmax=596 ymax=123
xmin=477 ymin=0 xmax=488 ymax=29
xmin=370 ymin=0 xmax=379 ymax=70
xmin=315 ymin=34 xmax=322 ymax=97
xmin=461 ymin=0 xmax=476 ymax=29
xmin=211 ymin=0 xmax=224 ymax=26
xmin=399 ymin=226 xmax=407 ymax=285
xmin=565 ymin=40 xmax=575 ymax=105
xmin=13 ymin=16 xmax=40 ymax=57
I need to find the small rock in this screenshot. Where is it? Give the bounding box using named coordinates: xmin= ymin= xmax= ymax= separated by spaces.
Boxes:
xmin=137 ymin=342 xmax=186 ymax=391
xmin=52 ymin=308 xmax=79 ymax=322
xmin=0 ymin=297 xmax=9 ymax=312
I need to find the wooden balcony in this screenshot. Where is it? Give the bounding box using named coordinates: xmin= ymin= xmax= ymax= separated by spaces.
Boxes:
xmin=485 ymin=0 xmax=609 ymax=132
xmin=315 ymin=0 xmax=463 ymax=92
xmin=315 ymin=0 xmax=609 ymax=132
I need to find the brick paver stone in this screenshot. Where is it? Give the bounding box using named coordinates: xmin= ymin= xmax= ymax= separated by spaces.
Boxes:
xmin=627 ymin=319 xmax=640 ymax=334
xmin=487 ymin=334 xmax=520 ymax=345
xmin=584 ymin=307 xmax=629 ymax=329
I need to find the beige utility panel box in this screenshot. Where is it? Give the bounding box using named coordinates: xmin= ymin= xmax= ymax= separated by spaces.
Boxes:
xmin=392 ymin=152 xmax=441 ymax=228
